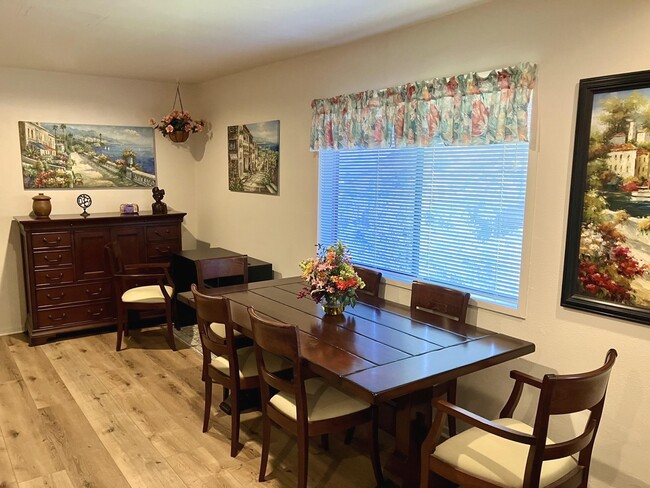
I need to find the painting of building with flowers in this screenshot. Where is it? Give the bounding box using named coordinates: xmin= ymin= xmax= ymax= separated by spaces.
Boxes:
xmin=19 ymin=122 xmax=156 ymax=189
xmin=227 ymin=120 xmax=279 ymax=195
xmin=563 ymin=71 xmax=650 ymax=324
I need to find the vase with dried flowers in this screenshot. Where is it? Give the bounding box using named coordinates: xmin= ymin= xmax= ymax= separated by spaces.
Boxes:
xmin=297 ymin=241 xmax=365 ymax=315
xmin=151 ymin=83 xmax=205 ymax=143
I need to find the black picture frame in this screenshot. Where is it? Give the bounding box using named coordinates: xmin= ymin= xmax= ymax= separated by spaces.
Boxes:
xmin=562 ymin=69 xmax=650 ymax=325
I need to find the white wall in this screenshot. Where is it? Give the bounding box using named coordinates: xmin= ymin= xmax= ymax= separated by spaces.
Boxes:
xmin=194 ymin=0 xmax=650 ymax=485
xmin=0 ymin=69 xmax=200 ymax=336
xmin=1 ymin=0 xmax=649 ymax=485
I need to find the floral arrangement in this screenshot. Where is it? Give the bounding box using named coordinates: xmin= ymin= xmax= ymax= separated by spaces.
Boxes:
xmin=298 ymin=241 xmax=365 ymax=308
xmin=150 ymin=110 xmax=205 ymax=136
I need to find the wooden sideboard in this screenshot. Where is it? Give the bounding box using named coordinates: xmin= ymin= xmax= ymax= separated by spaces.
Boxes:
xmin=14 ymin=211 xmax=186 ymax=345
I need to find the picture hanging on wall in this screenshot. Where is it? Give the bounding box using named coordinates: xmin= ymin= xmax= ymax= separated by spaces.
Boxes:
xmin=562 ymin=69 xmax=650 ymax=325
xmin=227 ymin=120 xmax=279 ymax=195
xmin=18 ymin=121 xmax=157 ymax=189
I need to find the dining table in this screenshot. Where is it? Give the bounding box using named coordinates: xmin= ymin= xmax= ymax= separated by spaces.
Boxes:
xmin=177 ymin=276 xmax=535 ymax=486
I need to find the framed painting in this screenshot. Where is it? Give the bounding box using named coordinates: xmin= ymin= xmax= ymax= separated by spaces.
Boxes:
xmin=19 ymin=122 xmax=156 ymax=189
xmin=227 ymin=120 xmax=279 ymax=195
xmin=562 ymin=69 xmax=650 ymax=325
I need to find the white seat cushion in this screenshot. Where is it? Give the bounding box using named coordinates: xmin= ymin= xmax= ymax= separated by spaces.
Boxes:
xmin=121 ymin=285 xmax=173 ymax=303
xmin=210 ymin=346 xmax=291 ymax=379
xmin=270 ymin=377 xmax=369 ymax=422
xmin=209 ymin=321 xmax=241 ymax=338
xmin=432 ymin=418 xmax=578 ymax=487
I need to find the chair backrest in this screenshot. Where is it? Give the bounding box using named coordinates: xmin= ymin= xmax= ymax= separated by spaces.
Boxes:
xmin=524 ymin=349 xmax=618 ymax=486
xmin=195 ymin=255 xmax=249 ymax=292
xmin=191 ymin=284 xmax=240 ymax=379
xmin=248 ymin=307 xmax=309 ymax=419
xmin=354 ymin=265 xmax=382 ymax=298
xmin=410 ymin=281 xmax=470 ymax=323
xmin=105 ymin=242 xmax=123 ymax=275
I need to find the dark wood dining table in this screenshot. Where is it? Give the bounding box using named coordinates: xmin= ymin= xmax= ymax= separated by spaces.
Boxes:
xmin=177 ymin=277 xmax=535 ymax=485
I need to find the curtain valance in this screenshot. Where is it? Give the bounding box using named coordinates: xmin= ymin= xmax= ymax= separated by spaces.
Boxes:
xmin=310 ymin=62 xmax=536 ymax=150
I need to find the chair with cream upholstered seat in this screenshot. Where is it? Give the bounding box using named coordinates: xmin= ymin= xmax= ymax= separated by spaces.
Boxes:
xmin=105 ymin=242 xmax=176 ymax=351
xmin=192 ymin=284 xmax=290 ymax=457
xmin=194 ymin=255 xmax=249 ymax=341
xmin=420 ymin=349 xmax=617 ymax=488
xmin=248 ymin=307 xmax=384 ymax=488
xmin=411 ymin=280 xmax=470 ymax=437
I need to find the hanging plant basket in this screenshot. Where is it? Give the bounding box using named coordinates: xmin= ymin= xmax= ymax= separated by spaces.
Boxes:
xmin=168 ymin=130 xmax=189 ymax=143
xmin=151 ymin=83 xmax=205 ymax=143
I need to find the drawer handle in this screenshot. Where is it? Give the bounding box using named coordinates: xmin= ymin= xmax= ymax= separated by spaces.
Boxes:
xmin=86 ymin=287 xmax=103 ymax=297
xmin=156 ymin=245 xmax=171 ymax=253
xmin=42 ymin=236 xmax=62 ymax=245
xmin=43 ymin=254 xmax=63 ymax=263
xmin=46 ymin=292 xmax=65 ymax=301
xmin=154 ymin=229 xmax=171 ymax=237
xmin=45 ymin=273 xmax=64 ymax=282
xmin=87 ymin=308 xmax=104 ymax=317
xmin=47 ymin=313 xmax=67 ymax=322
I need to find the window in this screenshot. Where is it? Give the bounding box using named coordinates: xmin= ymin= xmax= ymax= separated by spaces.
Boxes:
xmin=318 ymin=141 xmax=530 ymax=309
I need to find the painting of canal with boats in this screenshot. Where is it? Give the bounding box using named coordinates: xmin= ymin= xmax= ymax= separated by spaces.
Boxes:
xmin=575 ymin=84 xmax=650 ymax=311
xmin=19 ymin=122 xmax=156 ymax=189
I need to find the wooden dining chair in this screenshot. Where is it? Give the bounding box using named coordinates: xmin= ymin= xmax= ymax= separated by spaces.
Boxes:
xmin=194 ymin=255 xmax=249 ymax=342
xmin=105 ymin=242 xmax=176 ymax=351
xmin=354 ymin=265 xmax=382 ymax=298
xmin=411 ymin=280 xmax=470 ymax=437
xmin=248 ymin=307 xmax=384 ymax=488
xmin=192 ymin=284 xmax=290 ymax=457
xmin=420 ymin=349 xmax=618 ymax=488
xmin=195 ymin=254 xmax=249 ymax=293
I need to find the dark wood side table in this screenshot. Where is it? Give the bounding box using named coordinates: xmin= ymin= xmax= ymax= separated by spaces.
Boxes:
xmin=171 ymin=247 xmax=273 ymax=326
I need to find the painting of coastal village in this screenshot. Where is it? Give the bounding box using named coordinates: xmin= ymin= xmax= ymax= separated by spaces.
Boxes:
xmin=227 ymin=120 xmax=279 ymax=195
xmin=576 ymin=87 xmax=650 ymax=309
xmin=19 ymin=122 xmax=156 ymax=189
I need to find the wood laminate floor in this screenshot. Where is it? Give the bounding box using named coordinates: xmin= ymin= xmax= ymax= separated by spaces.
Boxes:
xmin=0 ymin=327 xmax=397 ymax=488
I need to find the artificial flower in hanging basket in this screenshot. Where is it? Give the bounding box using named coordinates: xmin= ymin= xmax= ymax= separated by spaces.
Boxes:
xmin=297 ymin=241 xmax=365 ymax=315
xmin=150 ymin=83 xmax=205 ymax=143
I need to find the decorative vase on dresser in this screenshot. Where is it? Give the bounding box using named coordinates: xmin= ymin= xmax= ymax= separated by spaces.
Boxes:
xmin=14 ymin=210 xmax=186 ymax=345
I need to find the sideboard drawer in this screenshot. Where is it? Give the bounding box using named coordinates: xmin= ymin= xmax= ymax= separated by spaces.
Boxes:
xmin=31 ymin=232 xmax=72 ymax=250
xmin=35 ymin=300 xmax=114 ymax=329
xmin=147 ymin=225 xmax=180 ymax=241
xmin=36 ymin=281 xmax=113 ymax=308
xmin=35 ymin=267 xmax=75 ymax=286
xmin=33 ymin=250 xmax=73 ymax=268
xmin=147 ymin=240 xmax=181 ymax=260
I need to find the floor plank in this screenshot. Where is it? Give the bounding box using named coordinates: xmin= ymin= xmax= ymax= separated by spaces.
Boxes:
xmin=0 ymin=328 xmax=391 ymax=488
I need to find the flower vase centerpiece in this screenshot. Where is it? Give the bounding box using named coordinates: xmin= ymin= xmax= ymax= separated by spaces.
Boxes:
xmin=151 ymin=83 xmax=205 ymax=143
xmin=298 ymin=241 xmax=365 ymax=316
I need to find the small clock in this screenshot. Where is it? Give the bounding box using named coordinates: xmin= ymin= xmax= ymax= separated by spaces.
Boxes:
xmin=77 ymin=193 xmax=92 ymax=217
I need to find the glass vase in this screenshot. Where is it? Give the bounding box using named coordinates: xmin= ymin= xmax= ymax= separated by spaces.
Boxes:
xmin=322 ymin=295 xmax=345 ymax=316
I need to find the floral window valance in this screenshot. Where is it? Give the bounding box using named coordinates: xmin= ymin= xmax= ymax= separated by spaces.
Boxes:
xmin=310 ymin=62 xmax=537 ymax=150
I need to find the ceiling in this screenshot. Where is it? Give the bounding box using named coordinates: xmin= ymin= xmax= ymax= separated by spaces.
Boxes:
xmin=0 ymin=0 xmax=489 ymax=84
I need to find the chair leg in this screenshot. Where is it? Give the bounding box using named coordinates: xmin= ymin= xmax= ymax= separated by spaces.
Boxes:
xmin=166 ymin=306 xmax=176 ymax=351
xmin=297 ymin=428 xmax=309 ymax=488
xmin=446 ymin=380 xmax=457 ymax=436
xmin=230 ymin=390 xmax=240 ymax=457
xmin=203 ymin=378 xmax=213 ymax=433
xmin=369 ymin=407 xmax=384 ymax=487
xmin=116 ymin=305 xmax=124 ymax=351
xmin=259 ymin=413 xmax=271 ymax=482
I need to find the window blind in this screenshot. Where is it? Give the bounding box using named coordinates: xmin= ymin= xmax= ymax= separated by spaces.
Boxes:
xmin=318 ymin=141 xmax=530 ymax=309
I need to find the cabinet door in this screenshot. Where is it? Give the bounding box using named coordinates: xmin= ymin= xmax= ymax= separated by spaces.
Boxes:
xmin=111 ymin=225 xmax=146 ymax=266
xmin=73 ymin=229 xmax=111 ymax=281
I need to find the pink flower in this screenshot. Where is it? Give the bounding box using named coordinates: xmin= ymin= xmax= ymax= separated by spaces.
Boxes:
xmin=165 ymin=125 xmax=174 ymax=133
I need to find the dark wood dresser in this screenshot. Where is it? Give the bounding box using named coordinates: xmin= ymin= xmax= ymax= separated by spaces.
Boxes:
xmin=14 ymin=211 xmax=186 ymax=345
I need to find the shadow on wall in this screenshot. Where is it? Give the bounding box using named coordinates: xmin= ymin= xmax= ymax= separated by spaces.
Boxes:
xmin=3 ymin=220 xmax=28 ymax=335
